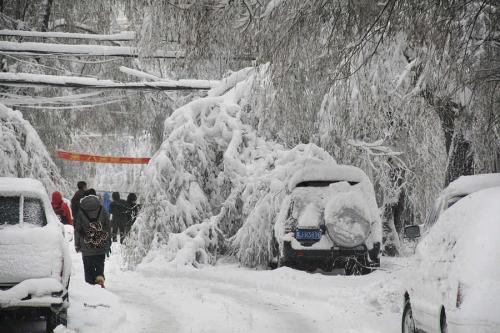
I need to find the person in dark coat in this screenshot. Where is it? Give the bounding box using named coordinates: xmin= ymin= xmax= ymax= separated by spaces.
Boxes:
xmin=51 ymin=191 xmax=73 ymax=225
xmin=126 ymin=193 xmax=139 ymax=225
xmin=70 ymin=181 xmax=87 ymax=218
xmin=110 ymin=192 xmax=130 ymax=243
xmin=102 ymin=192 xmax=111 ymax=214
xmin=74 ymin=190 xmax=111 ymax=287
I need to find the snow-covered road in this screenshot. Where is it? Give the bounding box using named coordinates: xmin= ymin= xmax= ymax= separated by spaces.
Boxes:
xmin=62 ymin=242 xmax=408 ymax=333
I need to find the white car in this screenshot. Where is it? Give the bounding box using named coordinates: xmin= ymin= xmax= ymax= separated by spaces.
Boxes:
xmin=402 ymin=186 xmax=500 ymax=333
xmin=0 ymin=177 xmax=71 ymax=332
xmin=404 ymin=173 xmax=500 ymax=239
xmin=272 ymin=163 xmax=382 ymax=274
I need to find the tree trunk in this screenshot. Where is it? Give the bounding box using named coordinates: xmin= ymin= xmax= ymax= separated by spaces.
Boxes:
xmin=421 ymin=88 xmax=461 ymax=155
xmin=444 ymin=118 xmax=474 ymax=186
xmin=37 ymin=0 xmax=53 ymax=32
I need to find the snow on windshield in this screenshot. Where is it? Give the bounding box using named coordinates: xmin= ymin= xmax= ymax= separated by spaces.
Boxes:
xmin=0 ymin=196 xmax=20 ymax=226
xmin=23 ymin=197 xmax=47 ymax=226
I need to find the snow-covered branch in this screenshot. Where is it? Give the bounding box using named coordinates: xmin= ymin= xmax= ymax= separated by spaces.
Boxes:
xmin=0 ymin=41 xmax=184 ymax=58
xmin=119 ymin=66 xmax=163 ymax=81
xmin=0 ymin=29 xmax=135 ymax=41
xmin=0 ymin=72 xmax=219 ymax=91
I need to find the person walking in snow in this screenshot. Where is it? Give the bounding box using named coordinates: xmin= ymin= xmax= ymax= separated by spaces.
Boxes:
xmin=74 ymin=189 xmax=111 ymax=288
xmin=102 ymin=192 xmax=111 ymax=214
xmin=71 ymin=181 xmax=87 ymax=218
xmin=126 ymin=192 xmax=139 ymax=226
xmin=110 ymin=192 xmax=131 ymax=243
xmin=51 ymin=191 xmax=72 ymax=225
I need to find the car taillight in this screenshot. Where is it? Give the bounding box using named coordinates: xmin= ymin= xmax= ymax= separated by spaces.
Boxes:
xmin=456 ymin=282 xmax=465 ymax=308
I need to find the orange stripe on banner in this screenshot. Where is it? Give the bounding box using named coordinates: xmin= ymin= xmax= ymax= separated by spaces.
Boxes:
xmin=56 ymin=151 xmax=150 ymax=164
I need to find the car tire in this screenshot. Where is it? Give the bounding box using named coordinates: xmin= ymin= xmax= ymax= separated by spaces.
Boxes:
xmin=440 ymin=308 xmax=448 ymax=333
xmin=345 ymin=257 xmax=362 ymax=276
xmin=402 ymin=300 xmax=417 ymax=333
xmin=46 ymin=307 xmax=67 ymax=333
xmin=362 ymin=256 xmax=380 ymax=275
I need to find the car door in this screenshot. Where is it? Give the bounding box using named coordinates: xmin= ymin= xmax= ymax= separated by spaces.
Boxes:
xmin=410 ymin=232 xmax=457 ymax=332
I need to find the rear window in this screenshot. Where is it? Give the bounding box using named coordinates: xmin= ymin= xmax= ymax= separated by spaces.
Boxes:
xmin=23 ymin=197 xmax=47 ymax=226
xmin=295 ymin=180 xmax=359 ymax=187
xmin=0 ymin=196 xmax=46 ymax=227
xmin=0 ymin=196 xmax=20 ymax=225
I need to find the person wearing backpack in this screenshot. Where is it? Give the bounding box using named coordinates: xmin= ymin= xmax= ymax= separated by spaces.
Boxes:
xmin=74 ymin=189 xmax=111 ymax=288
xmin=51 ymin=191 xmax=72 ymax=225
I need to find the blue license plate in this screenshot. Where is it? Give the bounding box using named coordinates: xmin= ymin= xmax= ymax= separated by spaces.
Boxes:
xmin=295 ymin=229 xmax=322 ymax=240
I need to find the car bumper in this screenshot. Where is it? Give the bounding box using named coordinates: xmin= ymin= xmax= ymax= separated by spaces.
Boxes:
xmin=1 ymin=295 xmax=64 ymax=309
xmin=0 ymin=279 xmax=66 ymax=311
xmin=282 ymin=240 xmax=376 ymax=265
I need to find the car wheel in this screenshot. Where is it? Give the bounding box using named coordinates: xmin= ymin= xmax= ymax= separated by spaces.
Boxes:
xmin=402 ymin=300 xmax=417 ymax=333
xmin=345 ymin=256 xmax=366 ymax=275
xmin=361 ymin=254 xmax=379 ymax=275
xmin=440 ymin=308 xmax=448 ymax=333
xmin=46 ymin=307 xmax=67 ymax=333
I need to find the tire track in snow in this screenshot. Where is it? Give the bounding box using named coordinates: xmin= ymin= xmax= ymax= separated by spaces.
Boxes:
xmin=108 ymin=275 xmax=179 ymax=333
xmin=205 ymin=285 xmax=316 ymax=333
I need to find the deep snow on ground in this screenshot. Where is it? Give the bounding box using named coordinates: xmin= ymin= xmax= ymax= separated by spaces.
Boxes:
xmin=61 ymin=238 xmax=411 ymax=333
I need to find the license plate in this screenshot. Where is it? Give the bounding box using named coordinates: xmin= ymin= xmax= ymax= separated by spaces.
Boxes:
xmin=295 ymin=229 xmax=322 ymax=240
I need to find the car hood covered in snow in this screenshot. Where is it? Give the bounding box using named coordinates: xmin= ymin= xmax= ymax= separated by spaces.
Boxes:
xmin=0 ymin=177 xmax=69 ymax=285
xmin=0 ymin=224 xmax=65 ymax=284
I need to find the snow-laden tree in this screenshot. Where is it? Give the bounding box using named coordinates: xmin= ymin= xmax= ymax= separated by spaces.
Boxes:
xmin=123 ymin=67 xmax=339 ymax=268
xmin=120 ymin=0 xmax=499 ymax=256
xmin=0 ymin=103 xmax=68 ymax=194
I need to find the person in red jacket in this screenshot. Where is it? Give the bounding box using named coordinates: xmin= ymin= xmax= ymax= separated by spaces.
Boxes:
xmin=51 ymin=191 xmax=73 ymax=225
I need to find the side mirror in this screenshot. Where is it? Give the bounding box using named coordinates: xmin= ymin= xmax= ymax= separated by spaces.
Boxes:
xmin=404 ymin=225 xmax=421 ymax=239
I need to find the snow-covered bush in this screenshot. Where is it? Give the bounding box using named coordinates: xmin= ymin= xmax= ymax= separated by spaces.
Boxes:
xmin=0 ymin=103 xmax=68 ymax=194
xmin=123 ymin=67 xmax=338 ymax=268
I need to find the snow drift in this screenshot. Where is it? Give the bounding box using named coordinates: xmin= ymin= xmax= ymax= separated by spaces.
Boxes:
xmin=123 ymin=66 xmax=370 ymax=268
xmin=0 ymin=103 xmax=68 ymax=194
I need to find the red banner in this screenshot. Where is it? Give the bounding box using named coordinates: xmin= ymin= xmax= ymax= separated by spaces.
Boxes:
xmin=56 ymin=151 xmax=150 ymax=164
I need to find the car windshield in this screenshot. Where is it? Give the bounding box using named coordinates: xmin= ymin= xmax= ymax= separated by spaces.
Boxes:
xmin=0 ymin=196 xmax=46 ymax=227
xmin=0 ymin=196 xmax=20 ymax=225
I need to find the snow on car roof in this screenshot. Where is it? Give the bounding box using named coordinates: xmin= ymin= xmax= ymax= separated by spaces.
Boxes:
xmin=288 ymin=163 xmax=369 ymax=190
xmin=443 ymin=173 xmax=500 ymax=197
xmin=0 ymin=177 xmax=47 ymax=197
